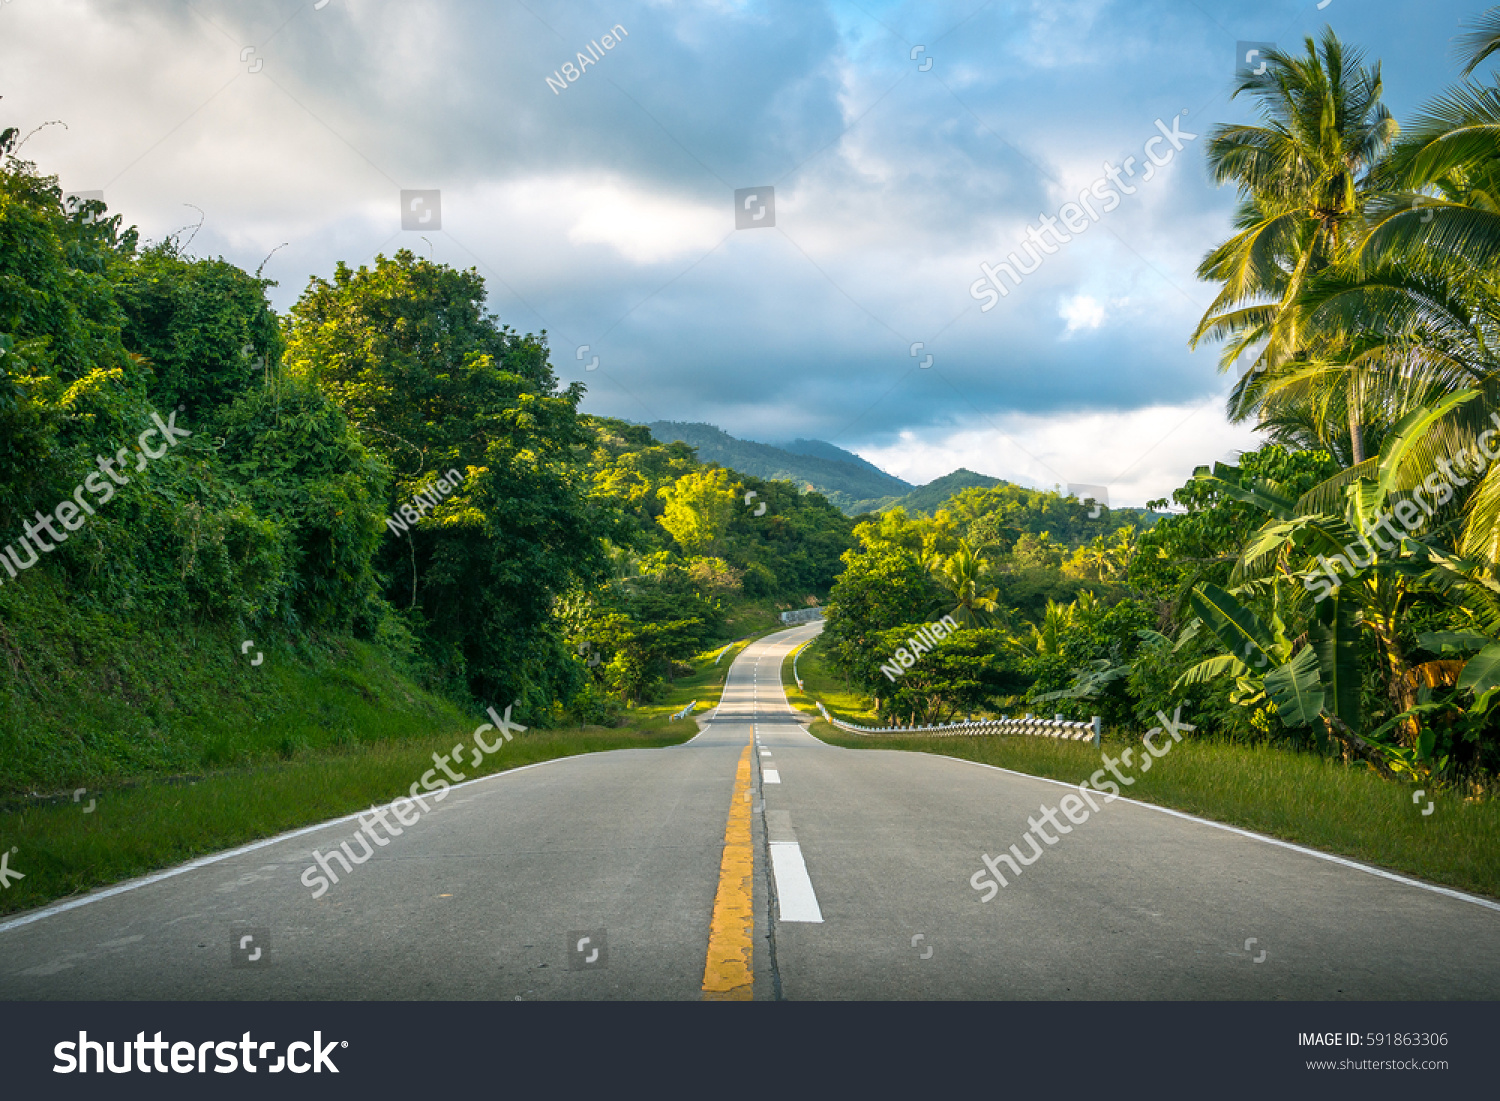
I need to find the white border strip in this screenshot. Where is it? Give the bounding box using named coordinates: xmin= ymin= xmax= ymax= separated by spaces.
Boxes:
xmin=0 ymin=755 xmax=578 ymax=935
xmin=939 ymin=755 xmax=1500 ymax=914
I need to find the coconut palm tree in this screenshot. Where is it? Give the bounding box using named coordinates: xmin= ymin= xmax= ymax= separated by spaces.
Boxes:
xmin=1287 ymin=57 xmax=1500 ymax=566
xmin=1457 ymin=6 xmax=1500 ymax=78
xmin=934 ymin=540 xmax=999 ymax=626
xmin=1193 ymin=28 xmax=1399 ymax=464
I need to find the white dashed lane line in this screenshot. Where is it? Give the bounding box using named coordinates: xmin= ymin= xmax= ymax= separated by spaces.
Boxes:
xmin=765 ymin=810 xmax=822 ymax=923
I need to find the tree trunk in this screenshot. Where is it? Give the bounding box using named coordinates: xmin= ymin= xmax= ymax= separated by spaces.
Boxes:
xmin=1349 ymin=378 xmax=1365 ymax=465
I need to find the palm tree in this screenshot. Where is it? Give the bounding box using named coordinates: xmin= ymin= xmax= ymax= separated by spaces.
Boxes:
xmin=1297 ymin=57 xmax=1500 ymax=566
xmin=935 ymin=540 xmax=999 ymax=626
xmin=1014 ymin=599 xmax=1075 ymax=658
xmin=1457 ymin=6 xmax=1500 ymax=77
xmin=1193 ymin=28 xmax=1399 ymax=464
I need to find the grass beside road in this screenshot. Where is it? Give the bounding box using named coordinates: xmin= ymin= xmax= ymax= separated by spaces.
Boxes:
xmin=0 ymin=645 xmax=737 ymax=918
xmin=784 ymin=638 xmax=880 ymax=726
xmin=784 ymin=637 xmax=1500 ymax=901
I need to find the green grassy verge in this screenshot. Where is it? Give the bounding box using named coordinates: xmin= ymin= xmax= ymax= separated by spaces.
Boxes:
xmin=0 ymin=577 xmax=484 ymax=794
xmin=784 ymin=636 xmax=879 ymax=726
xmin=785 ymin=637 xmax=1500 ymax=901
xmin=0 ymin=638 xmax=740 ymax=917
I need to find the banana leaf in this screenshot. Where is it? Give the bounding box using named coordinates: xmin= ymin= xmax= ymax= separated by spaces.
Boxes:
xmin=1189 ymin=583 xmax=1277 ymax=666
xmin=1265 ymin=646 xmax=1324 ymax=726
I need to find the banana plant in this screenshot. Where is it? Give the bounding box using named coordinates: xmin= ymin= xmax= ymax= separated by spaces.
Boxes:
xmin=1174 ymin=582 xmax=1313 ymax=720
xmin=1173 ymin=392 xmax=1500 ymax=775
xmin=1173 ymin=580 xmax=1388 ymax=765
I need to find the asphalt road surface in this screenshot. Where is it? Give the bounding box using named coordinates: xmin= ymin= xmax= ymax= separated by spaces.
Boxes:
xmin=2 ymin=623 xmax=1498 ymax=999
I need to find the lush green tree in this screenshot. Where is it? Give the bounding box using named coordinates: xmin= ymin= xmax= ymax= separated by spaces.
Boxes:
xmin=1024 ymin=594 xmax=1154 ymax=728
xmin=656 ymin=467 xmax=740 ymax=556
xmin=824 ymin=512 xmax=945 ymax=686
xmin=1133 ymin=444 xmax=1340 ymax=614
xmin=874 ymin=626 xmax=1026 ymax=724
xmin=935 ymin=541 xmax=999 ymax=626
xmin=283 ymin=251 xmax=610 ymax=702
xmin=216 ymin=379 xmax=387 ymax=630
xmin=114 ymin=240 xmax=281 ymax=415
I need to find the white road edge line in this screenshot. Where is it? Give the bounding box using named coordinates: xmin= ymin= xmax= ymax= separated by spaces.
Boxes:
xmin=763 ymin=769 xmax=781 ymax=784
xmin=769 ymin=841 xmax=823 ymax=922
xmin=0 ymin=754 xmax=583 ymax=935
xmin=942 ymin=756 xmax=1500 ymax=914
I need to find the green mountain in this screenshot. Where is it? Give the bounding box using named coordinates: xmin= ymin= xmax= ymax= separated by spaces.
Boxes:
xmin=641 ymin=424 xmax=1133 ymax=525
xmin=644 ymin=422 xmax=911 ymax=512
xmin=884 ymin=468 xmax=1001 ymax=515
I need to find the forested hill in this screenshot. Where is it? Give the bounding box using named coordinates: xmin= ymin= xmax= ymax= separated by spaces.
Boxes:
xmin=883 ymin=468 xmax=1000 ymax=515
xmin=644 ymin=421 xmax=910 ymax=512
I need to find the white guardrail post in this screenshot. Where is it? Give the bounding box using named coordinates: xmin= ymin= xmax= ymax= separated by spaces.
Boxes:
xmin=810 ymin=702 xmax=1104 ymax=744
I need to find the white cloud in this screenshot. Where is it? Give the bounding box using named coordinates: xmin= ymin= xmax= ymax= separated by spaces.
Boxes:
xmin=1058 ymin=293 xmax=1106 ymax=333
xmin=559 ymin=177 xmax=726 ymax=264
xmin=853 ymin=399 xmax=1267 ymax=508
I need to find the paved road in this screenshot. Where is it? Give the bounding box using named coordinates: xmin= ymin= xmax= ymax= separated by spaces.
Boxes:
xmin=2 ymin=623 xmax=1498 ymax=999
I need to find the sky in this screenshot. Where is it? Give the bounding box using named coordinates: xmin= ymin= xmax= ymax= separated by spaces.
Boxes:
xmin=0 ymin=0 xmax=1488 ymax=506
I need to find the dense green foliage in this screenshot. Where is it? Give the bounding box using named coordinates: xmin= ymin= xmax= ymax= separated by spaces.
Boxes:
xmin=823 ymin=497 xmax=1148 ymax=724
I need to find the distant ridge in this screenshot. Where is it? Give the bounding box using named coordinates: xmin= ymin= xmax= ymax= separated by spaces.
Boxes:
xmin=639 ymin=423 xmax=1065 ymax=520
xmin=885 ymin=468 xmax=1001 ymax=515
xmin=644 ymin=422 xmax=911 ymax=512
